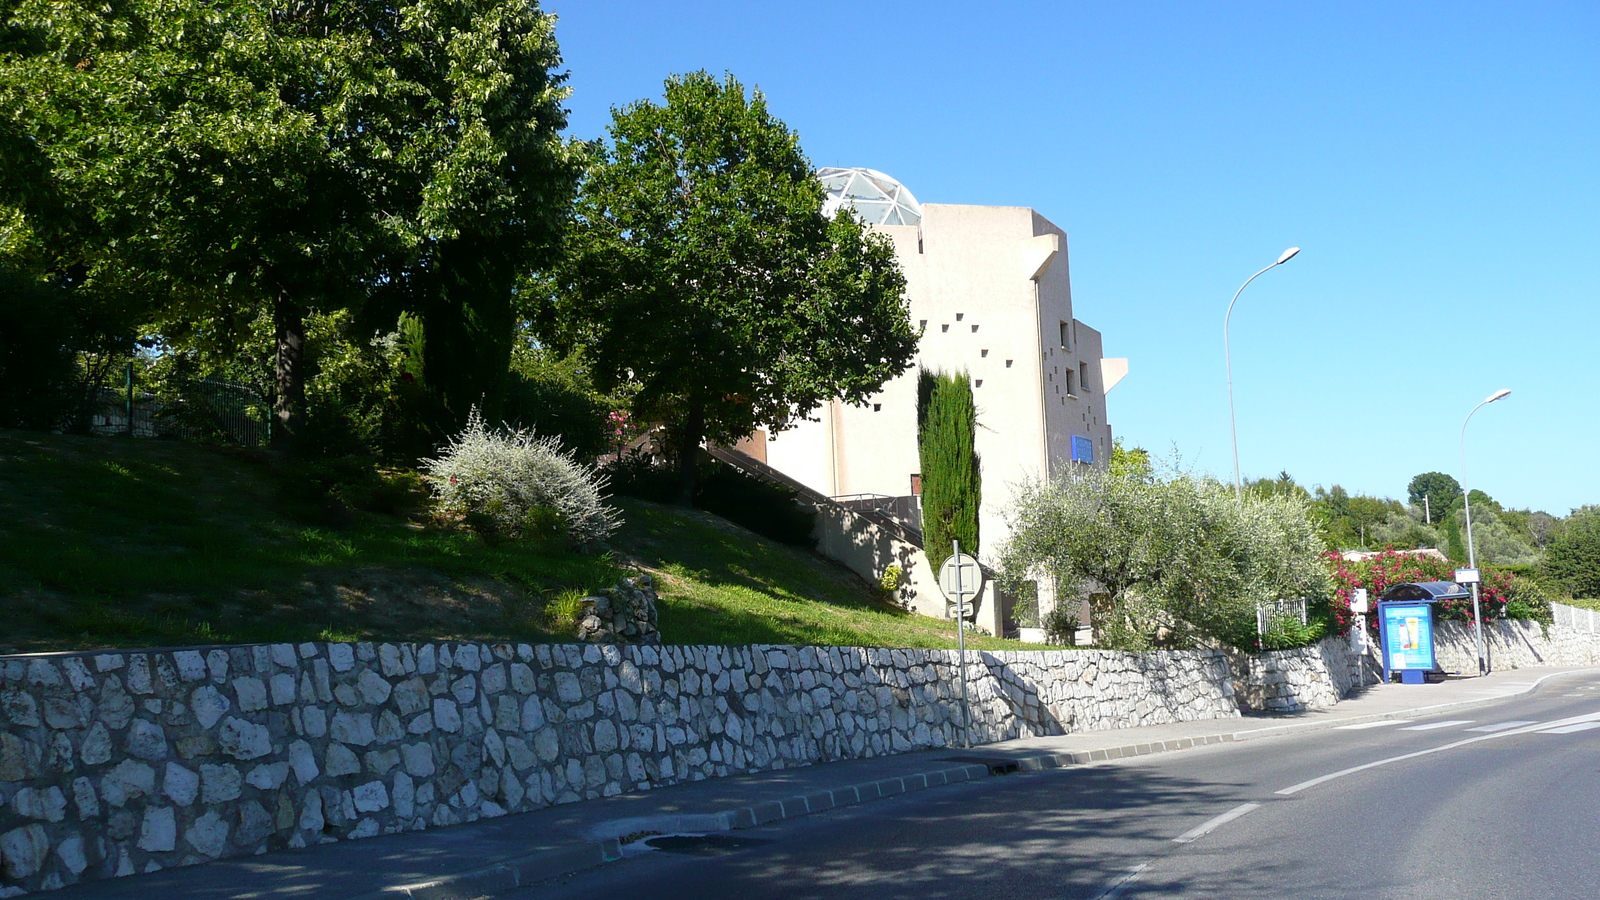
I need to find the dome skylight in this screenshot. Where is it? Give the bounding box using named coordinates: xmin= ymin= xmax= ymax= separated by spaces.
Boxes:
xmin=818 ymin=167 xmax=922 ymax=227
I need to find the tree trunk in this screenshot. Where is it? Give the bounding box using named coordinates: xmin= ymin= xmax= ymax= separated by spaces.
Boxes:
xmin=675 ymin=400 xmax=705 ymax=506
xmin=273 ymin=290 xmax=306 ymax=451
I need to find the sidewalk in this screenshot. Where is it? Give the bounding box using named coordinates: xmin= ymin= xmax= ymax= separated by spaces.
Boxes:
xmin=47 ymin=666 xmax=1593 ymax=900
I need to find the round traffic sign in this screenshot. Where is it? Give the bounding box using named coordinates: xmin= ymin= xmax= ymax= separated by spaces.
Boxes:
xmin=938 ymin=552 xmax=984 ymax=602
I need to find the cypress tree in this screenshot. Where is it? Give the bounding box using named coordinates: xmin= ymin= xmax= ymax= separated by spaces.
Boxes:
xmin=917 ymin=367 xmax=981 ymax=571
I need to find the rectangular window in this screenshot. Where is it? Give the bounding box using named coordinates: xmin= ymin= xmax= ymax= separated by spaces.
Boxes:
xmin=1065 ymin=369 xmax=1076 ymax=395
xmin=1079 ymin=362 xmax=1090 ymax=393
xmin=1059 ymin=321 xmax=1070 ymax=349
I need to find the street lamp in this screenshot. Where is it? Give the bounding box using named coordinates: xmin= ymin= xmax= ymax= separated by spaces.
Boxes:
xmin=1461 ymin=387 xmax=1512 ymax=676
xmin=1225 ymin=246 xmax=1301 ymax=498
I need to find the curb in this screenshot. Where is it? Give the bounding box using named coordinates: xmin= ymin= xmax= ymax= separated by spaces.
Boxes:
xmin=353 ymin=670 xmax=1582 ymax=900
xmin=352 ymin=763 xmax=992 ymax=900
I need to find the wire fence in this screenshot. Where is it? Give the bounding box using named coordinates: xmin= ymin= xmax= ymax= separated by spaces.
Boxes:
xmin=86 ymin=378 xmax=271 ymax=447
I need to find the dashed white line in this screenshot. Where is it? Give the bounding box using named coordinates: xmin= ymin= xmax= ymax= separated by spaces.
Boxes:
xmin=1172 ymin=803 xmax=1262 ymax=844
xmin=1335 ymin=720 xmax=1404 ymax=730
xmin=1401 ymin=720 xmax=1474 ymax=731
xmin=1464 ymin=721 xmax=1538 ymax=732
xmin=1278 ymin=710 xmax=1600 ymax=795
xmin=1538 ymin=722 xmax=1600 ymax=734
xmin=1090 ymin=863 xmax=1149 ymax=900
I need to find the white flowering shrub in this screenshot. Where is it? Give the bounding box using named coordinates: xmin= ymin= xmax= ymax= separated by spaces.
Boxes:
xmin=421 ymin=409 xmax=619 ymax=548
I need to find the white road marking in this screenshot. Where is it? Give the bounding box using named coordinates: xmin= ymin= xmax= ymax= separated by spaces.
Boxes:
xmin=1172 ymin=803 xmax=1262 ymax=844
xmin=1277 ymin=710 xmax=1600 ymax=795
xmin=1464 ymin=721 xmax=1538 ymax=732
xmin=1335 ymin=720 xmax=1403 ymax=730
xmin=1401 ymin=720 xmax=1474 ymax=731
xmin=1090 ymin=863 xmax=1149 ymax=900
xmin=1538 ymin=722 xmax=1600 ymax=734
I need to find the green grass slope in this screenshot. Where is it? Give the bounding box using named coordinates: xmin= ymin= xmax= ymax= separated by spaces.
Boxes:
xmin=0 ymin=430 xmax=1032 ymax=654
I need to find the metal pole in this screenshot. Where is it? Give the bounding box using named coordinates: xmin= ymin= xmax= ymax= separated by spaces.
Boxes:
xmin=1225 ymin=260 xmax=1284 ymax=499
xmin=125 ymin=361 xmax=134 ymax=437
xmin=954 ymin=539 xmax=971 ymax=749
xmin=1460 ymin=398 xmax=1496 ymax=676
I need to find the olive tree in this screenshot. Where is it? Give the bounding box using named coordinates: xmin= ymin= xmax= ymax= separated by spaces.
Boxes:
xmin=998 ymin=463 xmax=1332 ymax=649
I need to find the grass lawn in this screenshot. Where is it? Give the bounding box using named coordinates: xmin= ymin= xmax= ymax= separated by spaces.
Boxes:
xmin=0 ymin=430 xmax=1036 ymax=654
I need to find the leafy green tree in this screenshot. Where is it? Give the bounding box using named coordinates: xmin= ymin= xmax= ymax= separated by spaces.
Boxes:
xmin=1 ymin=0 xmax=582 ymax=448
xmin=1247 ymin=470 xmax=1311 ymax=502
xmin=917 ymin=369 xmax=981 ymax=571
xmin=1541 ymin=507 xmax=1600 ymax=598
xmin=548 ymin=71 xmax=917 ymax=501
xmin=999 ymin=464 xmax=1331 ymax=650
xmin=1408 ymin=471 xmax=1462 ymax=522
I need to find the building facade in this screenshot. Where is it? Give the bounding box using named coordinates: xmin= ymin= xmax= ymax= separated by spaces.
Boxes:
xmin=742 ymin=169 xmax=1127 ymax=623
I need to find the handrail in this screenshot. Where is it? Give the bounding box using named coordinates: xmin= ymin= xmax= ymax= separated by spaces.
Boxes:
xmin=705 ymin=444 xmax=925 ymax=548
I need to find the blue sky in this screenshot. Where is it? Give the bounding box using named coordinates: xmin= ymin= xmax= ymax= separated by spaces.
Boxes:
xmin=549 ymin=1 xmax=1599 ymax=515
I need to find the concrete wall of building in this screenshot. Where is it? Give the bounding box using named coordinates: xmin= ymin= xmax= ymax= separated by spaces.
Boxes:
xmin=764 ymin=204 xmax=1114 ymax=577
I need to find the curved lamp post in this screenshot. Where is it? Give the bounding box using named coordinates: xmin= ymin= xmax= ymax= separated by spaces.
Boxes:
xmin=1461 ymin=388 xmax=1512 ymax=676
xmin=1225 ymin=246 xmax=1301 ymax=499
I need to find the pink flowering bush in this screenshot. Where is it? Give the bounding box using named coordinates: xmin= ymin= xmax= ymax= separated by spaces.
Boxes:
xmin=1325 ymin=548 xmax=1511 ymax=631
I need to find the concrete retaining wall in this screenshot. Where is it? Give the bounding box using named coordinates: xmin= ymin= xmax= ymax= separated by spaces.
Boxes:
xmin=0 ymin=640 xmax=1236 ymax=896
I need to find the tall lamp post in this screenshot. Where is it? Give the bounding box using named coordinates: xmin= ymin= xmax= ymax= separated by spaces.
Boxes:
xmin=1225 ymin=247 xmax=1301 ymax=498
xmin=1461 ymin=388 xmax=1512 ymax=676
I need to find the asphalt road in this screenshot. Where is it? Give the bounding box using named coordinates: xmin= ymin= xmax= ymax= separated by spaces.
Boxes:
xmin=511 ymin=671 xmax=1600 ymax=900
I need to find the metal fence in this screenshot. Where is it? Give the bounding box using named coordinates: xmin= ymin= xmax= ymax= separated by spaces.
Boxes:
xmin=87 ymin=378 xmax=270 ymax=447
xmin=1256 ymin=598 xmax=1308 ymax=636
xmin=1552 ymin=601 xmax=1600 ymax=635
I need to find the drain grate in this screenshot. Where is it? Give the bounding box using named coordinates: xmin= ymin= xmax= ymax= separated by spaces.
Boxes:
xmin=643 ymin=833 xmax=778 ymax=855
xmin=940 ymin=756 xmax=1021 ymax=775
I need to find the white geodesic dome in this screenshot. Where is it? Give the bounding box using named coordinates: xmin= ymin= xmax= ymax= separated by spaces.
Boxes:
xmin=818 ymin=167 xmax=922 ymax=226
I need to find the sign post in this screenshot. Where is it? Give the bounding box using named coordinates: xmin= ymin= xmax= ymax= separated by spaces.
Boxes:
xmin=938 ymin=541 xmax=984 ymax=749
xmin=1455 ymin=567 xmax=1486 ymax=675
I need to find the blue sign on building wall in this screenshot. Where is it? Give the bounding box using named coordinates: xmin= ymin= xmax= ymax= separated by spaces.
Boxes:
xmin=1071 ymin=435 xmax=1094 ymax=463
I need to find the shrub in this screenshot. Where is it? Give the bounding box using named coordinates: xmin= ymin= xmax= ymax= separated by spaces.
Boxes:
xmin=1326 ymin=549 xmax=1514 ymax=626
xmin=878 ymin=565 xmax=903 ymax=599
xmin=918 ymin=368 xmax=981 ymax=571
xmin=421 ymin=409 xmax=618 ymax=548
xmin=544 ymin=589 xmax=588 ymax=633
xmin=998 ymin=463 xmax=1332 ymax=650
xmin=1042 ymin=604 xmax=1078 ymax=645
xmin=1542 ymin=508 xmax=1600 ymax=599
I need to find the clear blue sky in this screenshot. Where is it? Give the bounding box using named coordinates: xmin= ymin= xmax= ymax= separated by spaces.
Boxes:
xmin=549 ymin=1 xmax=1599 ymax=515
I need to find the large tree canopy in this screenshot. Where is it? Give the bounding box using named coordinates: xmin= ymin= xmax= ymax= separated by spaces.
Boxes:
xmin=0 ymin=0 xmax=582 ymax=444
xmin=548 ymin=71 xmax=917 ymax=499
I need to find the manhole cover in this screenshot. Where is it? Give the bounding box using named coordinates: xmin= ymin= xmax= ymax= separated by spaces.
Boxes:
xmin=643 ymin=833 xmax=777 ymax=855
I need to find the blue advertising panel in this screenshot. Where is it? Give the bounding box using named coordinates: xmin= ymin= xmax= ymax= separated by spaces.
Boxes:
xmin=1071 ymin=435 xmax=1094 ymax=463
xmin=1379 ymin=601 xmax=1436 ymax=677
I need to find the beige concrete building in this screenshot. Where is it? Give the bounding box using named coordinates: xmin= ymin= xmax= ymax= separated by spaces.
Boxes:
xmin=739 ymin=169 xmax=1127 ymax=624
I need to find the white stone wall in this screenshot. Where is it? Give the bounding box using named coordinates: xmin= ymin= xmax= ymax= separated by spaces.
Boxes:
xmin=1432 ymin=608 xmax=1600 ymax=672
xmin=0 ymin=641 xmax=1238 ymax=895
xmin=1232 ymin=635 xmax=1373 ymax=713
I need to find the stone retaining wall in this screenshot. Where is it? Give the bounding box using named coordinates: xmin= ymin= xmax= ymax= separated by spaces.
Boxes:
xmin=0 ymin=641 xmax=1237 ymax=896
xmin=1433 ymin=609 xmax=1600 ymax=672
xmin=1232 ymin=635 xmax=1372 ymax=712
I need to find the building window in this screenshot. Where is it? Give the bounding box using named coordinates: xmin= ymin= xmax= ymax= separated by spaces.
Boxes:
xmin=1065 ymin=369 xmax=1076 ymax=395
xmin=1079 ymin=362 xmax=1090 ymax=393
xmin=872 ymin=403 xmax=881 ymax=411
xmin=910 ymin=474 xmax=922 ymax=495
xmin=1059 ymin=321 xmax=1070 ymax=349
xmin=974 ymin=379 xmax=983 ymax=388
xmin=1005 ymin=359 xmax=1013 ymax=368
xmin=970 ymin=324 xmax=979 ymax=333
xmin=980 ymin=349 xmax=989 ymax=357
xmin=955 ymin=313 xmax=964 ymax=321
xmin=941 ymin=323 xmax=949 ymax=332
